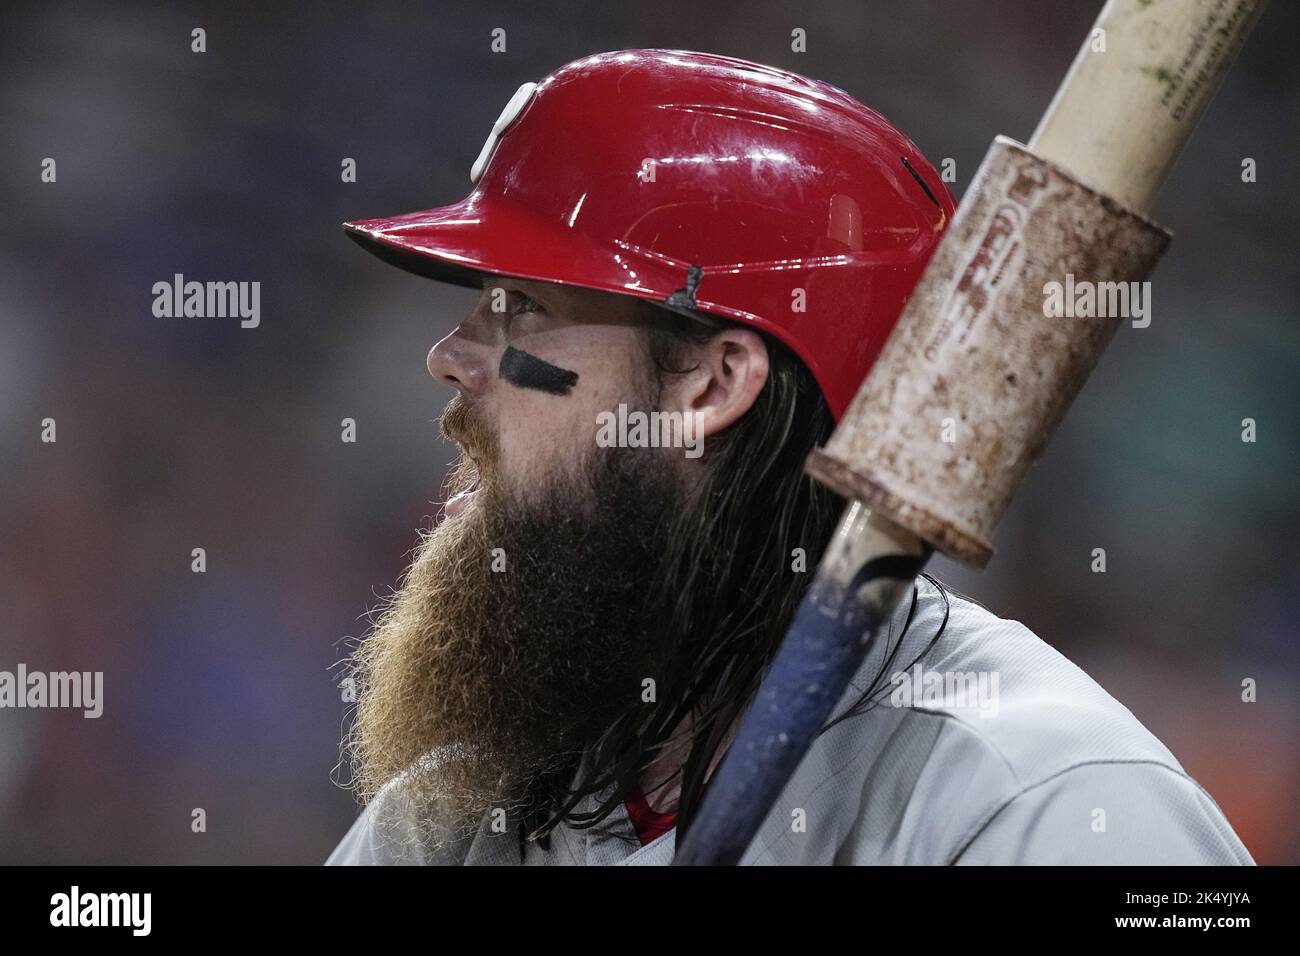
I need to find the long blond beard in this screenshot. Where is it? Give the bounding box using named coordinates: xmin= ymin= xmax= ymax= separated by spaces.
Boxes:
xmin=342 ymin=430 xmax=682 ymax=850
xmin=344 ymin=458 xmax=501 ymax=836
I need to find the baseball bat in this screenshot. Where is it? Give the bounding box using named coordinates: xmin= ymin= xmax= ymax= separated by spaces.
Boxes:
xmin=674 ymin=0 xmax=1267 ymax=866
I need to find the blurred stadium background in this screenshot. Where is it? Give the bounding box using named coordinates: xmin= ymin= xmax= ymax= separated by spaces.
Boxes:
xmin=0 ymin=0 xmax=1296 ymax=863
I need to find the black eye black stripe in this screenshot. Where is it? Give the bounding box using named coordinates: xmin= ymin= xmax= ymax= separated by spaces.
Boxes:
xmin=498 ymin=345 xmax=579 ymax=395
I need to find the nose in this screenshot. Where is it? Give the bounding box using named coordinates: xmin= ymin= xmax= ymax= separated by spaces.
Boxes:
xmin=427 ymin=329 xmax=491 ymax=396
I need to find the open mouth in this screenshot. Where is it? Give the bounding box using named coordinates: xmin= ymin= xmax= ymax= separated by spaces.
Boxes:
xmin=445 ymin=462 xmax=482 ymax=518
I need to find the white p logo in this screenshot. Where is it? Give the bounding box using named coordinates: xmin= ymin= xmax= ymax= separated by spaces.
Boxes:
xmin=470 ymin=81 xmax=538 ymax=184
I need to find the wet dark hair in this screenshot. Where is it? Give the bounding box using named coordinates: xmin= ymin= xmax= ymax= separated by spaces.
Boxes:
xmin=524 ymin=299 xmax=951 ymax=848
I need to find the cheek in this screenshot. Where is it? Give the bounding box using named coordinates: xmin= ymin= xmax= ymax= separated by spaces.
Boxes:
xmin=494 ymin=395 xmax=604 ymax=487
xmin=490 ymin=329 xmax=649 ymax=485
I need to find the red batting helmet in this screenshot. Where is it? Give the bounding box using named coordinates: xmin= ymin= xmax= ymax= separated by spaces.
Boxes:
xmin=344 ymin=49 xmax=954 ymax=421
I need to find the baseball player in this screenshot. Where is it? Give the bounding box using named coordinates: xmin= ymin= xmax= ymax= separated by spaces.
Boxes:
xmin=326 ymin=50 xmax=1252 ymax=865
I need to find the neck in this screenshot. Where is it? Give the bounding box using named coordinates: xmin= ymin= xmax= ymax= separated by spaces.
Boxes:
xmin=637 ymin=712 xmax=740 ymax=815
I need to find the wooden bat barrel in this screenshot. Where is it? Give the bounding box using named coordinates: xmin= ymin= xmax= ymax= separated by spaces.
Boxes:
xmin=806 ymin=0 xmax=1266 ymax=567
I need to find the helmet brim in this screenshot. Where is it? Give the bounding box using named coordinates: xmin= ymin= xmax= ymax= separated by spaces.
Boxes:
xmin=343 ymin=192 xmax=688 ymax=303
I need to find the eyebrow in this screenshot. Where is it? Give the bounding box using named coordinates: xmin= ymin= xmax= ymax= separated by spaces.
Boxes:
xmin=487 ymin=278 xmax=555 ymax=311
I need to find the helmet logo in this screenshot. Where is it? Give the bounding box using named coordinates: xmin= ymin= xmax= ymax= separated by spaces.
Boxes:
xmin=470 ymin=81 xmax=538 ymax=184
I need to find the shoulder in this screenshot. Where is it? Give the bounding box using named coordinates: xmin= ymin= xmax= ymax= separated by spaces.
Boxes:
xmin=891 ymin=580 xmax=1184 ymax=779
xmin=826 ymin=578 xmax=1252 ymax=864
xmin=950 ymin=758 xmax=1254 ymax=864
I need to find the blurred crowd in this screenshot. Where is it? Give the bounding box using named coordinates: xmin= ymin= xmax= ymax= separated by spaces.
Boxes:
xmin=1 ymin=0 xmax=1295 ymax=863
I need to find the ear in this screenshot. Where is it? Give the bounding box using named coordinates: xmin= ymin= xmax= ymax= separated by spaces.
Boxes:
xmin=660 ymin=328 xmax=769 ymax=438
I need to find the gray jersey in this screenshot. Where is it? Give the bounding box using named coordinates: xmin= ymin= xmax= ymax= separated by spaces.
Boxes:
xmin=326 ymin=577 xmax=1253 ymax=865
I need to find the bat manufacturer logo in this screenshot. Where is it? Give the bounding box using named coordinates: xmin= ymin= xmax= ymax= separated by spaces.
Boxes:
xmin=922 ymin=161 xmax=1048 ymax=362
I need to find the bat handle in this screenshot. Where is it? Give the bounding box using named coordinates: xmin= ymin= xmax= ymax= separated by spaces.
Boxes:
xmin=673 ymin=502 xmax=930 ymax=866
xmin=1028 ymin=0 xmax=1267 ymax=214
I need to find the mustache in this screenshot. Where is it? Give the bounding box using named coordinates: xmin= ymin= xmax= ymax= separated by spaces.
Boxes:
xmin=439 ymin=395 xmax=497 ymax=467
